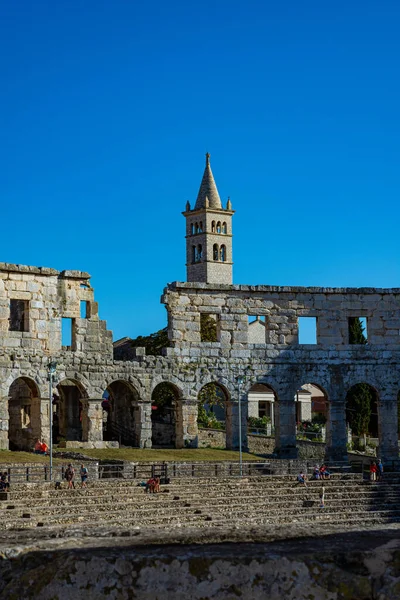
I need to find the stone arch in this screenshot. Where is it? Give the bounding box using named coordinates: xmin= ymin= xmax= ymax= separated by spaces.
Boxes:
xmin=247 ymin=382 xmax=277 ymax=429
xmin=295 ymin=382 xmax=329 ymax=425
xmin=8 ymin=376 xmax=41 ymax=451
xmin=151 ymin=382 xmax=181 ymax=448
xmin=102 ymin=379 xmax=140 ymax=446
xmin=197 ymin=381 xmax=230 ymax=448
xmin=55 ymin=378 xmax=88 ymax=443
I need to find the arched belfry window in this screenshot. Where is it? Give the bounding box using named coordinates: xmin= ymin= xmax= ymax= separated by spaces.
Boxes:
xmin=213 ymin=244 xmax=219 ymax=261
xmin=195 ymin=222 xmax=199 ymax=233
xmin=222 ymin=222 xmax=227 ymax=234
xmin=192 ymin=246 xmax=196 ymax=263
xmin=199 ymin=221 xmax=203 ymax=232
xmin=220 ymin=245 xmax=226 ymax=262
xmin=211 ymin=221 xmax=216 ymax=233
xmin=197 ymin=244 xmax=203 ymax=261
xmin=191 ymin=223 xmax=195 ymax=235
xmin=216 ymin=221 xmax=221 ymax=233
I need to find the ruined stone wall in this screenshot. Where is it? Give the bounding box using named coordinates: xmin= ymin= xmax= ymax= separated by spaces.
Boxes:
xmin=0 ymin=263 xmax=112 ymax=355
xmin=1 ymin=531 xmax=400 ymax=599
xmin=163 ymin=282 xmax=400 ymax=349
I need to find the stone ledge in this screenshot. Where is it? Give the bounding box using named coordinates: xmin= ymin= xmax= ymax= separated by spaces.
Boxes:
xmin=168 ymin=281 xmax=400 ymax=295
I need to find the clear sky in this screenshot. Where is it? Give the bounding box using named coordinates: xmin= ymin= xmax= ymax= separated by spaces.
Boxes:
xmin=1 ymin=1 xmax=399 ymax=341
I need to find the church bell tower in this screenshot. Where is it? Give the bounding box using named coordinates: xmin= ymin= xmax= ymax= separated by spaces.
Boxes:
xmin=183 ymin=154 xmax=234 ymax=284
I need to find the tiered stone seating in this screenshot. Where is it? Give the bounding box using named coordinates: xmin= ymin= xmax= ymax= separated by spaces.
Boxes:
xmin=1 ymin=473 xmax=400 ymax=533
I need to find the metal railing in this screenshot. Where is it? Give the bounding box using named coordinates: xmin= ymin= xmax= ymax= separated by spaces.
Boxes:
xmin=0 ymin=460 xmax=368 ymax=485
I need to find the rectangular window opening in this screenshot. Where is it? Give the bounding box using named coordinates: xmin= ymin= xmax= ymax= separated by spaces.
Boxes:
xmin=9 ymin=299 xmax=29 ymax=332
xmin=248 ymin=315 xmax=267 ymax=344
xmin=248 ymin=315 xmax=266 ymax=324
xmin=298 ymin=316 xmax=317 ymax=345
xmin=80 ymin=300 xmax=90 ymax=319
xmin=62 ymin=318 xmax=76 ymax=350
xmin=200 ymin=313 xmax=219 ymax=342
xmin=349 ymin=316 xmax=368 ymax=344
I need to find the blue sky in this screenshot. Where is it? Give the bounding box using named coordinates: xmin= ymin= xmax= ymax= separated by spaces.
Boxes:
xmin=1 ymin=1 xmax=399 ymax=341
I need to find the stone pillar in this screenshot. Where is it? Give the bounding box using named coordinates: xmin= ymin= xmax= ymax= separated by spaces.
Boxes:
xmin=275 ymin=399 xmax=298 ymax=459
xmin=134 ymin=402 xmax=152 ymax=448
xmin=81 ymin=399 xmax=103 ymax=443
xmin=225 ymin=394 xmax=248 ymax=452
xmin=0 ymin=398 xmax=9 ymax=450
xmin=176 ymin=400 xmax=198 ymax=449
xmin=378 ymin=398 xmax=399 ymax=462
xmin=325 ymin=400 xmax=348 ymax=462
xmin=31 ymin=397 xmax=50 ymax=445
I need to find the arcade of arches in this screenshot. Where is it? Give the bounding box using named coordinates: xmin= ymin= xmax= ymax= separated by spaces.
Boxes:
xmin=4 ymin=373 xmax=395 ymax=461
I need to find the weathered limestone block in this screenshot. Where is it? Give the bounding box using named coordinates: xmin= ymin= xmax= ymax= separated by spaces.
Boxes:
xmin=81 ymin=399 xmax=103 ymax=443
xmin=325 ymin=400 xmax=348 ymax=462
xmin=275 ymin=399 xmax=297 ymax=459
xmin=378 ymin=398 xmax=399 ymax=461
xmin=134 ymin=402 xmax=152 ymax=448
xmin=176 ymin=399 xmax=198 ymax=449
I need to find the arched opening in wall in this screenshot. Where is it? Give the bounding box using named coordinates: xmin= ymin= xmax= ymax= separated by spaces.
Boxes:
xmin=247 ymin=383 xmax=276 ymax=435
xmin=197 ymin=383 xmax=229 ymax=446
xmin=197 ymin=244 xmax=202 ymax=261
xmin=222 ymin=222 xmax=227 ymax=234
xmin=191 ymin=223 xmax=195 ymax=235
xmin=151 ymin=382 xmax=179 ymax=448
xmin=346 ymin=383 xmax=379 ymax=448
xmin=8 ymin=377 xmax=41 ymax=451
xmin=195 ymin=222 xmax=199 ymax=233
xmin=56 ymin=379 xmax=87 ymax=442
xmin=199 ymin=221 xmax=203 ymax=232
xmin=295 ymin=383 xmax=328 ymax=442
xmin=213 ymin=244 xmax=219 ymax=261
xmin=103 ymin=381 xmax=140 ymax=446
xmin=220 ymin=245 xmax=226 ymax=261
xmin=211 ymin=221 xmax=216 ymax=232
xmin=216 ymin=221 xmax=221 ymax=233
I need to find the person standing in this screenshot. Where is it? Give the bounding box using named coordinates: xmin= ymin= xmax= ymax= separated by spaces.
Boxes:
xmin=65 ymin=464 xmax=75 ymax=489
xmin=377 ymin=459 xmax=384 ymax=481
xmin=80 ymin=464 xmax=88 ymax=488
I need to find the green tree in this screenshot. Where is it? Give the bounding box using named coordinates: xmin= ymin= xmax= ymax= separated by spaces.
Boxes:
xmin=349 ymin=317 xmax=367 ymax=344
xmin=151 ymin=382 xmax=176 ymax=418
xmin=346 ymin=383 xmax=373 ymax=436
xmin=130 ymin=327 xmax=169 ymax=356
xmin=200 ymin=314 xmax=217 ymax=341
xmin=198 ymin=383 xmax=226 ymax=428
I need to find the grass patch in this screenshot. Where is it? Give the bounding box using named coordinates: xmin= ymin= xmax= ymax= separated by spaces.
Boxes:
xmin=53 ymin=447 xmax=261 ymax=462
xmin=0 ymin=450 xmax=64 ymax=464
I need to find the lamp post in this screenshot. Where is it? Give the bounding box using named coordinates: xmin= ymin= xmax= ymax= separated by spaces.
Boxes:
xmin=47 ymin=360 xmax=57 ymax=481
xmin=236 ymin=375 xmax=244 ymax=477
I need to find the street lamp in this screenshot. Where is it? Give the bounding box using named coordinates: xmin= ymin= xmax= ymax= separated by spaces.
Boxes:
xmin=47 ymin=360 xmax=57 ymax=481
xmin=236 ymin=375 xmax=244 ymax=477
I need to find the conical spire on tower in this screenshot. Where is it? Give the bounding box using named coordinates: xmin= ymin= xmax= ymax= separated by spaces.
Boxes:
xmin=194 ymin=153 xmax=222 ymax=210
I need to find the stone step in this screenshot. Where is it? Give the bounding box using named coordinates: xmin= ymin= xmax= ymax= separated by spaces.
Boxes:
xmin=3 ymin=486 xmax=400 ymax=511
xmin=5 ymin=506 xmax=400 ymax=532
xmin=3 ymin=482 xmax=400 ymax=507
xmin=5 ymin=476 xmax=398 ymax=498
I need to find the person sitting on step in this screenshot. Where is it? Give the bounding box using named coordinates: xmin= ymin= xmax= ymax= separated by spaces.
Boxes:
xmin=319 ymin=464 xmax=331 ymax=480
xmin=297 ymin=472 xmax=307 ymax=486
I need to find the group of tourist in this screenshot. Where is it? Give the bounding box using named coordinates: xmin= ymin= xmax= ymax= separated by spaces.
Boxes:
xmin=370 ymin=459 xmax=384 ymax=481
xmin=311 ymin=464 xmax=331 ymax=480
xmin=63 ymin=464 xmax=89 ymax=489
xmin=145 ymin=477 xmax=161 ymax=493
xmin=34 ymin=438 xmax=49 ymax=455
xmin=297 ymin=464 xmax=331 ymax=487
